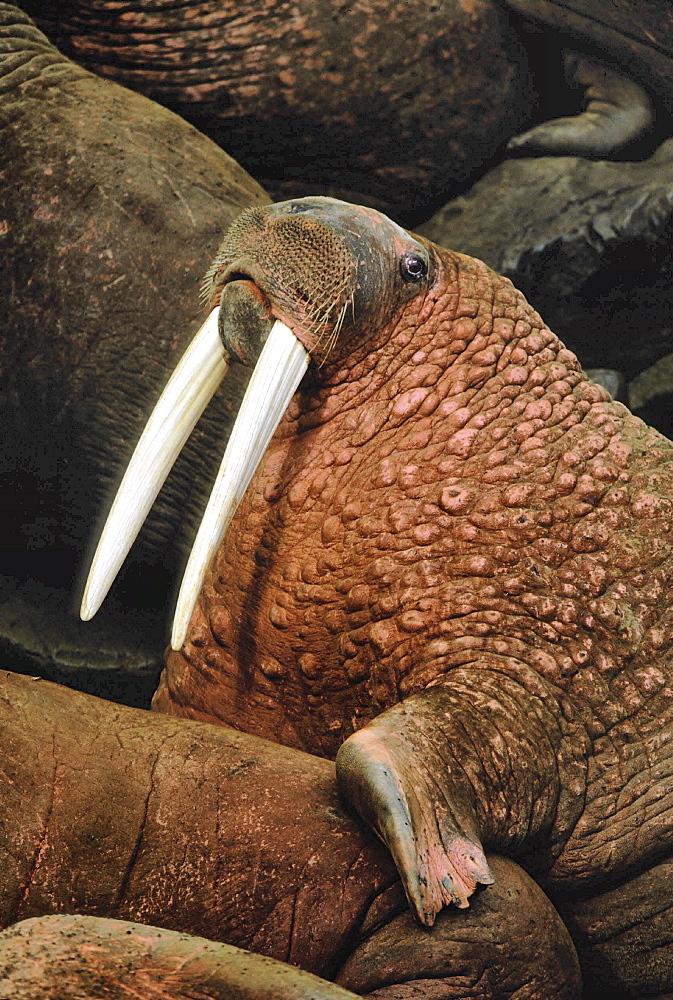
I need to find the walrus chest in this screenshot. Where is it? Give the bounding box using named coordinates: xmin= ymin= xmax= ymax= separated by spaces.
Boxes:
xmin=156 ymin=387 xmax=673 ymax=759
xmin=166 ymin=416 xmax=474 ymax=755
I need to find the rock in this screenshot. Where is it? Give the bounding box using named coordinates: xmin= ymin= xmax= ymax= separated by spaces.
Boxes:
xmin=419 ymin=141 xmax=673 ymax=388
xmin=628 ymin=351 xmax=673 ymax=439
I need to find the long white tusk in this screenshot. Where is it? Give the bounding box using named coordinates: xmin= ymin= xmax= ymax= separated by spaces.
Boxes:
xmin=81 ymin=309 xmax=228 ymax=621
xmin=171 ymin=319 xmax=309 ymax=650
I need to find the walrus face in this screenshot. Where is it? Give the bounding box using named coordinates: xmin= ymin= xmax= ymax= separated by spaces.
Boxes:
xmin=206 ymin=197 xmax=435 ymax=365
xmin=81 ymin=197 xmax=436 ymax=646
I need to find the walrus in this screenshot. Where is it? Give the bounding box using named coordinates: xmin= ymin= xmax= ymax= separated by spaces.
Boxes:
xmin=83 ymin=198 xmax=673 ymax=990
xmin=19 ymin=0 xmax=673 ymax=221
xmin=0 ymin=669 xmax=581 ymax=999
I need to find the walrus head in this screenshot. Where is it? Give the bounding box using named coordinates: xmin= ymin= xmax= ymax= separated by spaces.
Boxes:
xmin=205 ymin=198 xmax=435 ymax=363
xmin=81 ymin=197 xmax=435 ymax=646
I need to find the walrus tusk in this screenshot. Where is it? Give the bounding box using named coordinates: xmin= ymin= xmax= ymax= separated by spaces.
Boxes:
xmin=171 ymin=319 xmax=309 ymax=650
xmin=80 ymin=308 xmax=228 ymax=622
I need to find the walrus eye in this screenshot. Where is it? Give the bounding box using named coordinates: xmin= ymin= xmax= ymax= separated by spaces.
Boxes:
xmin=400 ymin=253 xmax=428 ymax=283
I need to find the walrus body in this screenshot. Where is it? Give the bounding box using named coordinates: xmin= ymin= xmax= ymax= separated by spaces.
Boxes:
xmin=115 ymin=197 xmax=673 ymax=994
xmin=0 ymin=669 xmax=582 ymax=999
xmin=19 ymin=0 xmax=673 ymax=220
xmin=19 ymin=0 xmax=536 ymax=219
xmin=0 ymin=3 xmax=269 ymax=695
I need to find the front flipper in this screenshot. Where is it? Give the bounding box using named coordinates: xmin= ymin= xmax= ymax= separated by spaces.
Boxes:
xmin=336 ymin=720 xmax=493 ymax=926
xmin=336 ymin=667 xmax=589 ymax=927
xmin=507 ymin=51 xmax=653 ymax=157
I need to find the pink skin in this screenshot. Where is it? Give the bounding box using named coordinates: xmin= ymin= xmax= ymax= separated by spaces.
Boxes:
xmin=151 ymin=199 xmax=673 ymax=933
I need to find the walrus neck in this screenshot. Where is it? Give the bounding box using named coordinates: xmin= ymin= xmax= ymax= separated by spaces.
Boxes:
xmin=296 ymin=251 xmax=587 ymax=441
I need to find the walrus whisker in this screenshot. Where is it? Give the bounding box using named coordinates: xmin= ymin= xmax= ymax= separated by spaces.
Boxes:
xmin=309 ymin=284 xmax=353 ymax=366
xmin=318 ymin=295 xmax=351 ymax=367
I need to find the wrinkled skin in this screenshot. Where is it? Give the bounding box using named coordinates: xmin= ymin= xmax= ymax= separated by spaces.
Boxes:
xmin=18 ymin=0 xmax=537 ymax=219
xmin=0 ymin=4 xmax=268 ymax=685
xmin=0 ymin=669 xmax=581 ymax=999
xmin=146 ymin=198 xmax=673 ymax=995
xmin=19 ymin=1 xmax=673 ymax=221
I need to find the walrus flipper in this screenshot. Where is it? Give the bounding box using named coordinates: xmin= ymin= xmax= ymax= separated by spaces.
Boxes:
xmin=507 ymin=51 xmax=653 ymax=157
xmin=336 ymin=668 xmax=588 ymax=927
xmin=336 ymin=719 xmax=492 ymax=927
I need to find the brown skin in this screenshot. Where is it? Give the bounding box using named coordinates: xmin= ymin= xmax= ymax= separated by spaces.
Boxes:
xmin=18 ymin=0 xmax=673 ymax=220
xmin=562 ymin=858 xmax=673 ymax=1000
xmin=0 ymin=4 xmax=656 ymax=996
xmin=0 ymin=3 xmax=268 ymax=594
xmin=19 ymin=0 xmax=536 ymax=220
xmin=152 ymin=198 xmax=673 ymax=990
xmin=0 ymin=670 xmax=392 ymax=965
xmin=0 ymin=670 xmax=581 ymax=999
xmin=0 ymin=915 xmax=361 ymax=1000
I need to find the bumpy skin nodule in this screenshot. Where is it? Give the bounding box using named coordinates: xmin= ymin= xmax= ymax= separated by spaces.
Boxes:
xmin=154 ymin=199 xmax=673 ymax=932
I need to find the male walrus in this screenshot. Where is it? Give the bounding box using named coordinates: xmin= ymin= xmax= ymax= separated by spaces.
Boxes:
xmin=84 ymin=198 xmax=673 ymax=989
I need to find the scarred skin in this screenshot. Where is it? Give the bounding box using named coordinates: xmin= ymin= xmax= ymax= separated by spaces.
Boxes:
xmin=150 ymin=198 xmax=673 ymax=988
